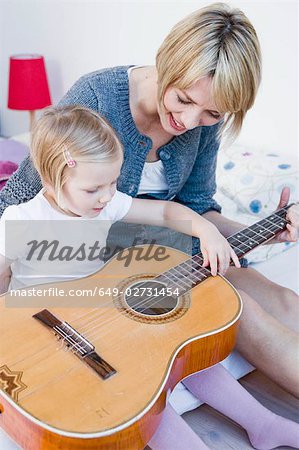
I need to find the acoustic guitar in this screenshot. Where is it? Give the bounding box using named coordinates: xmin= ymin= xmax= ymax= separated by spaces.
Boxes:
xmin=0 ymin=205 xmax=292 ymax=450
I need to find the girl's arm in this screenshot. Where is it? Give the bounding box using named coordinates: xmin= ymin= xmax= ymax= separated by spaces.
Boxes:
xmin=123 ymin=198 xmax=240 ymax=276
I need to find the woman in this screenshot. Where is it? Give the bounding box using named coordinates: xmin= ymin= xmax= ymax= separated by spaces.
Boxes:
xmin=1 ymin=0 xmax=298 ymax=405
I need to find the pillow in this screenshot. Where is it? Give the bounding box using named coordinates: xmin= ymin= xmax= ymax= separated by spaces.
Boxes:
xmin=0 ymin=161 xmax=19 ymax=190
xmin=215 ymin=144 xmax=298 ymax=263
xmin=0 ymin=139 xmax=29 ymax=165
xmin=216 ymin=144 xmax=298 ymax=215
xmin=217 ymin=145 xmax=298 ymax=217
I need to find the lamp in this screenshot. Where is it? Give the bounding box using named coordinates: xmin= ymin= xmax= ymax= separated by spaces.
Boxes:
xmin=8 ymin=54 xmax=52 ymax=130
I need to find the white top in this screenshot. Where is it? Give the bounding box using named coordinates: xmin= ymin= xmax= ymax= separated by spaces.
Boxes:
xmin=137 ymin=160 xmax=169 ymax=195
xmin=128 ymin=66 xmax=169 ymax=196
xmin=0 ymin=189 xmax=132 ymax=289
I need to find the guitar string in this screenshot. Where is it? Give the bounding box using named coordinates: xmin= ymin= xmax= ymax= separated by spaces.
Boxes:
xmin=11 ymin=210 xmax=289 ymax=366
xmin=72 ymin=207 xmax=288 ymax=332
xmin=71 ymin=210 xmax=288 ymax=340
xmin=51 ymin=210 xmax=288 ymax=352
xmin=47 ymin=209 xmax=289 ymax=357
xmin=82 ymin=212 xmax=285 ymax=324
xmin=75 ymin=214 xmax=288 ymax=344
xmin=75 ymin=258 xmax=208 ymax=337
xmin=75 ymin=211 xmax=285 ymax=333
xmin=77 ymin=212 xmax=288 ymax=343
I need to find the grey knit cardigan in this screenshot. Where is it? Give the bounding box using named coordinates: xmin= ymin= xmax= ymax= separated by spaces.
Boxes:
xmin=0 ymin=66 xmax=221 ymax=217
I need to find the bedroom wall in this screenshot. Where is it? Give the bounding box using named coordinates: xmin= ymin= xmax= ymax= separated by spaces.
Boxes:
xmin=0 ymin=0 xmax=297 ymax=157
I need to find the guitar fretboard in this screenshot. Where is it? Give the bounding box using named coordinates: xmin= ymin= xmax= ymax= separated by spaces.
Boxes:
xmin=156 ymin=205 xmax=292 ymax=296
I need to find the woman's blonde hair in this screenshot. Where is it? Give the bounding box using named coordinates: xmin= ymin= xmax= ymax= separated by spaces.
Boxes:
xmin=156 ymin=2 xmax=261 ymax=142
xmin=30 ymin=105 xmax=123 ymax=203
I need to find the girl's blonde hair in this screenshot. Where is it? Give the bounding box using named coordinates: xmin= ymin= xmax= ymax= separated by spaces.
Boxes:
xmin=30 ymin=105 xmax=123 ymax=203
xmin=156 ymin=2 xmax=261 ymax=142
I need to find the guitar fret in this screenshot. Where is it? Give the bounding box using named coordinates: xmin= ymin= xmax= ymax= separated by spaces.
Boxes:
xmin=240 ymin=228 xmax=264 ymax=243
xmin=158 ymin=272 xmax=188 ymax=294
xmin=234 ymin=231 xmax=260 ymax=247
xmin=155 ymin=205 xmax=292 ymax=294
xmin=263 ymin=219 xmax=285 ymax=232
xmin=170 ymin=266 xmax=193 ymax=289
xmin=264 ymin=216 xmax=286 ymax=229
xmin=191 ymin=256 xmax=214 ymax=278
xmin=167 ymin=267 xmax=192 ymax=289
xmin=193 ymin=255 xmax=204 ymax=265
xmin=250 ymin=223 xmax=274 ymax=235
xmin=181 ymin=259 xmax=209 ymax=282
xmin=232 ymin=233 xmax=253 ymax=250
xmin=176 ymin=262 xmax=205 ymax=284
xmin=228 ymin=236 xmax=253 ymax=252
xmin=188 ymin=257 xmax=209 ymax=278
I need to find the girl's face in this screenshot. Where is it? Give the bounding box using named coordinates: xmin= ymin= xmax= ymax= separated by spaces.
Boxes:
xmin=159 ymin=76 xmax=225 ymax=136
xmin=61 ymin=157 xmax=122 ymax=218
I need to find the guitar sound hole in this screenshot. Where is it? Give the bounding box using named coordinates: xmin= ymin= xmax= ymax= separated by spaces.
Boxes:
xmin=124 ymin=281 xmax=178 ymax=316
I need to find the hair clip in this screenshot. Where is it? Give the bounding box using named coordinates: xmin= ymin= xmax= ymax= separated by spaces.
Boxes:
xmin=63 ymin=146 xmax=76 ymax=168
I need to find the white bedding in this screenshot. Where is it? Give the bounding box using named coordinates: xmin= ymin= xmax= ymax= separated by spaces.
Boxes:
xmin=0 ymin=244 xmax=298 ymax=449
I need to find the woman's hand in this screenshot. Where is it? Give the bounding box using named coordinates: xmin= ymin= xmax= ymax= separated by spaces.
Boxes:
xmin=197 ymin=221 xmax=241 ymax=276
xmin=268 ymin=187 xmax=299 ymax=244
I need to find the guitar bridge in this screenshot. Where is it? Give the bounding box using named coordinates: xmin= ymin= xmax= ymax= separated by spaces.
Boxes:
xmin=33 ymin=309 xmax=116 ymax=379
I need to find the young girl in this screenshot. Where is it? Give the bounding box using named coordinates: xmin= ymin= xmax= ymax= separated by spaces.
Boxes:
xmin=0 ymin=106 xmax=298 ymax=450
xmin=0 ymin=105 xmax=240 ymax=290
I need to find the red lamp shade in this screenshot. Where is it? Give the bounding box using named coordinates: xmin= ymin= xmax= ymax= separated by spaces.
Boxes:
xmin=8 ymin=54 xmax=52 ymax=111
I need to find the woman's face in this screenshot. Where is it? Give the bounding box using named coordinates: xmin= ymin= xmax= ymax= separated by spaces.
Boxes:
xmin=159 ymin=76 xmax=225 ymax=135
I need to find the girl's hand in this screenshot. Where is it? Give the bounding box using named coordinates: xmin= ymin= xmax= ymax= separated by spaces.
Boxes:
xmin=198 ymin=222 xmax=241 ymax=276
xmin=268 ymin=187 xmax=299 ymax=244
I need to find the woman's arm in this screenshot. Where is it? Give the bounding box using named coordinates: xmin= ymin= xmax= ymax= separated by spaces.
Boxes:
xmin=202 ymin=210 xmax=245 ymax=237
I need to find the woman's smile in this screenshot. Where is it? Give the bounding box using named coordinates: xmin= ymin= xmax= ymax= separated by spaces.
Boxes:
xmin=169 ymin=113 xmax=186 ymax=132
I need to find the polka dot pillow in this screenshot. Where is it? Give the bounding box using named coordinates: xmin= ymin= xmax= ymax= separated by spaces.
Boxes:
xmin=216 ymin=144 xmax=298 ymax=214
xmin=215 ymin=144 xmax=298 ymax=262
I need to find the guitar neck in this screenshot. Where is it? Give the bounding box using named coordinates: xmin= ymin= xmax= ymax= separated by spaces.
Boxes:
xmin=226 ymin=203 xmax=293 ymax=259
xmin=156 ymin=204 xmax=293 ymax=295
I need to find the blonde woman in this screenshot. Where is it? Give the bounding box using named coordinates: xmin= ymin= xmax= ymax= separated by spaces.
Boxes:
xmin=0 ymin=105 xmax=298 ymax=450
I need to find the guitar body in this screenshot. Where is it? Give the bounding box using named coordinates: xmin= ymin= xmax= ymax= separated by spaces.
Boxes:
xmin=0 ymin=245 xmax=241 ymax=450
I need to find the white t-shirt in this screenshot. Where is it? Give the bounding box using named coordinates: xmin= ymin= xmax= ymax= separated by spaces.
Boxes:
xmin=137 ymin=160 xmax=169 ymax=195
xmin=0 ymin=189 xmax=132 ymax=289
